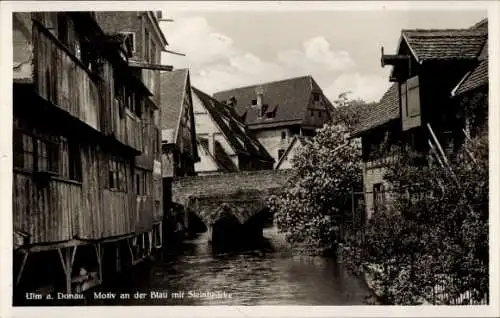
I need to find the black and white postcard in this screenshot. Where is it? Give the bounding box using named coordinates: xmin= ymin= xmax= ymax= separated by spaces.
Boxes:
xmin=1 ymin=1 xmax=499 ymax=317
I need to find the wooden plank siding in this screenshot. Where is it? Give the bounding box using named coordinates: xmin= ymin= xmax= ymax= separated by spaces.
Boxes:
xmin=33 ymin=21 xmax=100 ymax=131
xmin=13 ymin=172 xmax=80 ymax=244
xmin=13 ymin=12 xmax=161 ymax=251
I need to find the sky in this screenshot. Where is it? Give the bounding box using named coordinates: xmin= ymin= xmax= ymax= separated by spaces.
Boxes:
xmin=159 ymin=8 xmax=487 ymax=103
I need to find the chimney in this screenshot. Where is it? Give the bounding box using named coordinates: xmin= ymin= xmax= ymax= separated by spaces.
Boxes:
xmin=228 ymin=96 xmax=237 ymax=108
xmin=208 ymin=133 xmax=215 ymax=155
xmin=255 ymin=86 xmax=264 ymax=107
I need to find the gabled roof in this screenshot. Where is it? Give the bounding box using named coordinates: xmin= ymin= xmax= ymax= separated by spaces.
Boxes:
xmin=350 ymin=83 xmax=400 ymax=137
xmin=452 ymin=36 xmax=488 ymax=96
xmin=401 ymin=28 xmax=487 ymax=62
xmin=213 ymin=75 xmax=324 ymax=128
xmin=275 ymin=136 xmax=306 ymax=170
xmin=192 ymin=87 xmax=274 ymax=163
xmin=160 ymin=69 xmax=189 ymax=141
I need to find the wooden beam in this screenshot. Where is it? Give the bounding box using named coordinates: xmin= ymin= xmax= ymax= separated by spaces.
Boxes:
xmin=128 ymin=60 xmax=174 ymax=71
xmin=16 ymin=253 xmax=29 ymax=286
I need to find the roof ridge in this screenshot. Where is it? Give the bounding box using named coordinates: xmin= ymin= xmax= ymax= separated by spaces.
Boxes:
xmin=213 ymin=75 xmax=313 ymax=95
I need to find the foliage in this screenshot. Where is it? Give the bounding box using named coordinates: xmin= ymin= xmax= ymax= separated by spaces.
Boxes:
xmin=330 ymin=92 xmax=376 ymax=131
xmin=341 ymin=130 xmax=489 ymax=305
xmin=267 ymin=108 xmax=363 ymax=255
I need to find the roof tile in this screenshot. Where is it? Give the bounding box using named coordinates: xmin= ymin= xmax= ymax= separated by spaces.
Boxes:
xmin=402 ymin=29 xmax=486 ymax=61
xmin=159 ymin=69 xmax=189 ymax=133
xmin=192 ymin=87 xmax=274 ymax=163
xmin=213 ymin=76 xmax=322 ymax=127
xmin=351 ymin=83 xmax=399 ymax=136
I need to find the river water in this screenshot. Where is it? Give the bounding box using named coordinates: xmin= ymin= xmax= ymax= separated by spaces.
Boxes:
xmin=103 ymin=226 xmax=372 ymax=305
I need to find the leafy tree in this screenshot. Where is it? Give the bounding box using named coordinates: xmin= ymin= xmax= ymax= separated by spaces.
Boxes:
xmin=330 ymin=92 xmax=376 ymax=131
xmin=267 ymin=107 xmax=363 ymax=255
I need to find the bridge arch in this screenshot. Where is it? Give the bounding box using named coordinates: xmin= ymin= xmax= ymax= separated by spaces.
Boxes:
xmin=172 ymin=170 xmax=292 ymax=244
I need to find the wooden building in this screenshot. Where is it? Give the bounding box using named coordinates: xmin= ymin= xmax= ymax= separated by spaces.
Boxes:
xmin=159 ymin=69 xmax=200 ymax=236
xmin=213 ymin=76 xmax=334 ymax=168
xmin=12 ymin=11 xmax=167 ymax=298
xmin=351 ymin=19 xmax=488 ymax=218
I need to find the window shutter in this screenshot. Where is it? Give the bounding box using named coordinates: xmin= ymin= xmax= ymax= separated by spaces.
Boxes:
xmin=406 ymin=75 xmax=421 ymax=117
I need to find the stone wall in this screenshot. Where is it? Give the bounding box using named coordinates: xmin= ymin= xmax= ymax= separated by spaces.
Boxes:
xmin=172 ymin=169 xmax=292 ymax=206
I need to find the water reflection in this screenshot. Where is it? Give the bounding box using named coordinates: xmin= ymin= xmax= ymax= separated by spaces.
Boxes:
xmin=118 ymin=226 xmax=372 ymax=305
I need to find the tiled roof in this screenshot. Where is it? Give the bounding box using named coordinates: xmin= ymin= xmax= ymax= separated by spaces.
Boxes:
xmin=471 ymin=18 xmax=488 ymax=31
xmin=159 ymin=69 xmax=189 ymax=137
xmin=192 ymin=87 xmax=274 ymax=163
xmin=213 ymin=75 xmax=322 ymax=128
xmin=350 ymin=83 xmax=399 ymax=137
xmin=452 ymin=20 xmax=489 ymax=96
xmin=453 ymin=49 xmax=488 ymax=96
xmin=402 ymin=29 xmax=487 ymax=61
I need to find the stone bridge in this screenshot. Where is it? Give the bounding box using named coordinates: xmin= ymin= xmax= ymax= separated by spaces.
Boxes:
xmin=171 ymin=170 xmax=293 ymax=244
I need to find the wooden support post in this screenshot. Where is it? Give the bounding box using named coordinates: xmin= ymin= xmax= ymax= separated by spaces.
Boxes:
xmin=16 ymin=252 xmax=29 ymax=286
xmin=115 ymin=242 xmax=121 ymax=273
xmin=57 ymin=246 xmax=78 ymax=294
xmin=93 ymin=243 xmax=103 ymax=282
xmin=127 ymin=238 xmax=135 ymax=264
xmin=148 ymin=231 xmax=153 ymax=255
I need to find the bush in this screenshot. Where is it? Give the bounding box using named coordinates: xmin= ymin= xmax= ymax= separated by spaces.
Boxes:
xmin=341 ymin=131 xmax=489 ymax=305
xmin=268 ymin=121 xmax=362 ymax=256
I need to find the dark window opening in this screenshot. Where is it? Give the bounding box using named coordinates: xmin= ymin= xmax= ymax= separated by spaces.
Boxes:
xmin=310 ymin=110 xmax=314 ymax=117
xmin=37 ymin=139 xmax=60 ymax=174
xmin=57 ymin=13 xmax=68 ymax=45
xmin=135 ymin=173 xmax=141 ymax=195
xmin=108 ymin=158 xmax=127 ymax=192
xmin=252 ymin=99 xmax=257 ymax=105
xmin=318 ymin=111 xmax=322 ymax=118
xmin=313 ymin=93 xmax=320 ymax=102
xmin=13 ymin=130 xmax=27 ymax=169
xmin=373 ymin=183 xmax=385 ymax=214
xmin=68 ymin=142 xmax=82 ymax=181
xmin=266 ymin=111 xmax=275 ymax=118
xmin=281 ymin=131 xmax=286 ymax=140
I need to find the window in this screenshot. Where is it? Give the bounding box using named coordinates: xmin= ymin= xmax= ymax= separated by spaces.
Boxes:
xmin=36 ymin=139 xmax=59 ymax=174
xmin=318 ymin=111 xmax=322 ymax=118
xmin=278 ymin=149 xmax=285 ymax=159
xmin=144 ymin=29 xmax=150 ymax=62
xmin=57 ymin=13 xmax=68 ymax=45
xmin=108 ymin=157 xmax=127 ymax=192
xmin=252 ymin=99 xmax=257 ymax=105
xmin=68 ymin=142 xmax=82 ymax=181
xmin=13 ymin=130 xmax=28 ymax=169
xmin=135 ymin=172 xmax=142 ymax=195
xmin=281 ymin=131 xmax=286 ymax=140
xmin=14 ymin=130 xmax=82 ymax=180
xmin=313 ymin=93 xmax=320 ymax=102
xmin=373 ymin=183 xmax=385 ymax=214
xmin=310 ymin=110 xmax=314 ymax=117
xmin=120 ymin=32 xmax=136 ymax=53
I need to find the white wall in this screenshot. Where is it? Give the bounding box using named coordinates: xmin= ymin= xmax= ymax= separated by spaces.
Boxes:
xmin=192 ymin=91 xmax=239 ymax=172
xmin=254 ymin=128 xmax=291 ymax=168
xmin=276 ymin=140 xmax=303 ymax=170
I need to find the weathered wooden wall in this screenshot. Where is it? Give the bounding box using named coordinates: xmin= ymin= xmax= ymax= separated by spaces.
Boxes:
xmin=34 ymin=21 xmax=100 ymax=131
xmin=13 ymin=12 xmax=162 ymax=249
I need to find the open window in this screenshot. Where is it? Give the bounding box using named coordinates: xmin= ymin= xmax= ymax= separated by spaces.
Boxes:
xmin=120 ymin=32 xmax=136 ymax=54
